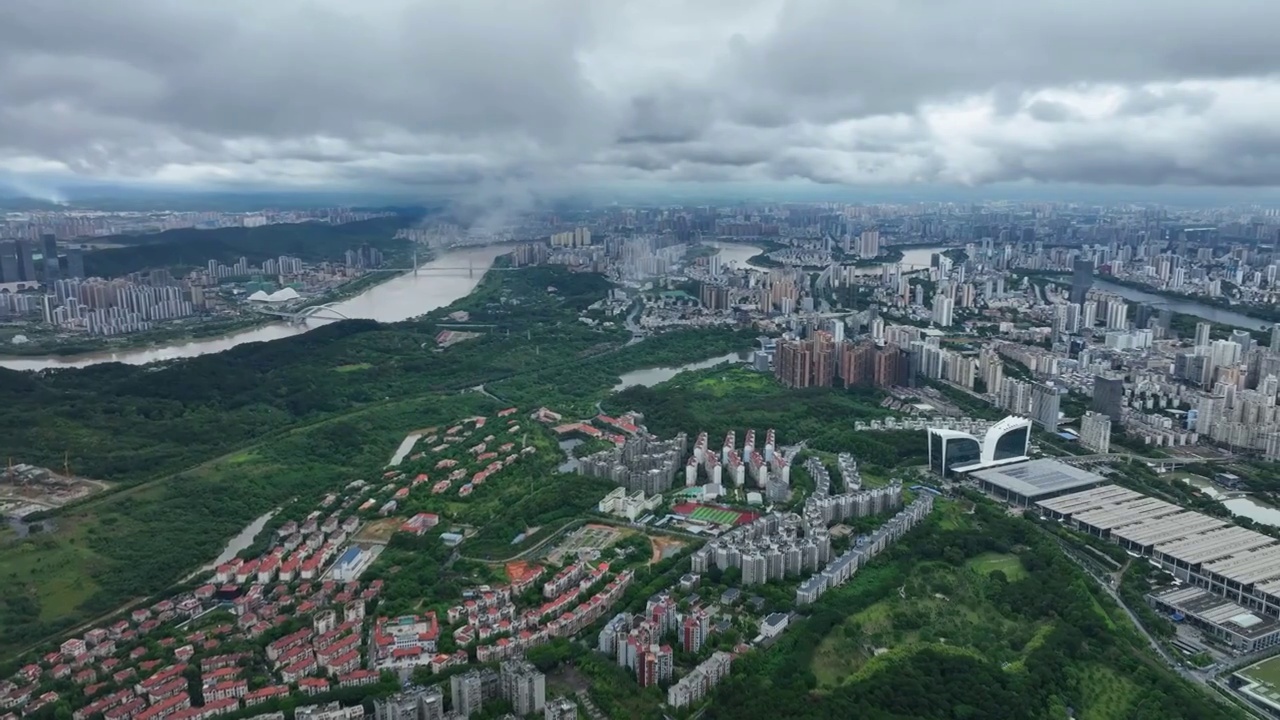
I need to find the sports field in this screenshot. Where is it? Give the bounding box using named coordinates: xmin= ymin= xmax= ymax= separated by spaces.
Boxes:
xmin=690 ymin=506 xmax=741 ymax=525
xmin=672 ymin=503 xmax=757 ymax=526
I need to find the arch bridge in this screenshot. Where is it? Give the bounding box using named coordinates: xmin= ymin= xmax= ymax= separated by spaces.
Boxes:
xmin=254 ymin=302 xmax=353 ymax=324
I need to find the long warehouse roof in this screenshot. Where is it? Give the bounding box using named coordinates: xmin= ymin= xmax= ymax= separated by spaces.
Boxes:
xmin=1203 ymin=544 xmax=1280 ymax=586
xmin=1111 ymin=512 xmax=1229 ymax=549
xmin=1156 ymin=526 xmax=1275 ymax=566
xmin=1071 ymin=496 xmax=1181 ymax=533
xmin=1035 ymin=485 xmax=1142 ymax=516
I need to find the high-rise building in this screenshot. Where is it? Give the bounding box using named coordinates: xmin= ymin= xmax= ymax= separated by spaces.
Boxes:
xmin=635 ymin=645 xmax=673 ymax=688
xmin=551 ymin=227 xmax=591 ymax=248
xmin=1091 ymin=376 xmax=1125 ymax=425
xmin=1030 ymin=382 xmax=1062 ymax=432
xmin=1070 ymin=258 xmax=1093 ymax=304
xmin=931 ymin=294 xmax=954 ymax=327
xmin=873 ymin=344 xmax=906 ymax=388
xmin=450 ymin=669 xmax=499 ymax=718
xmin=1232 ymin=329 xmax=1256 ymax=356
xmin=374 ymin=686 xmax=444 ymax=720
xmin=1271 ymin=324 xmax=1280 ymax=354
xmin=839 ymin=341 xmax=875 ymax=387
xmin=1195 ymin=321 xmax=1212 ymax=348
xmin=1080 ymin=412 xmax=1112 ymax=454
xmin=41 ymin=234 xmax=60 ymax=284
xmin=773 ymin=332 xmax=838 ymax=389
xmin=499 ymin=659 xmax=546 ymax=716
xmin=1105 ymin=301 xmax=1128 ymax=331
xmin=857 ymin=228 xmax=880 ymax=258
xmin=700 ymin=282 xmax=729 ymax=311
xmin=16 ymin=240 xmax=37 ymax=282
xmin=681 ymin=613 xmax=708 ymax=653
xmin=1081 ymin=301 xmax=1097 ymax=330
xmin=65 ymin=249 xmax=86 ymax=280
xmin=774 ymin=338 xmax=813 ymax=389
xmin=0 ymin=243 xmax=18 ymax=283
xmin=812 ymin=332 xmax=836 ymax=388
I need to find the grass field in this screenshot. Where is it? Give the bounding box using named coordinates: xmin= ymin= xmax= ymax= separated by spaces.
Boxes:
xmin=966 ymin=552 xmax=1028 ymax=581
xmin=689 ymin=506 xmax=742 ymax=525
xmin=686 ymin=367 xmax=778 ymax=397
xmin=353 ymin=517 xmax=402 ymax=544
xmin=0 ymin=520 xmax=101 ymax=622
xmin=811 ymin=560 xmax=1053 ymax=691
xmin=672 ymin=502 xmax=755 ymax=526
xmin=1073 ymin=663 xmax=1144 ymax=720
xmin=334 ymin=363 xmax=373 ymax=373
xmin=1239 ymin=655 xmax=1280 ymax=707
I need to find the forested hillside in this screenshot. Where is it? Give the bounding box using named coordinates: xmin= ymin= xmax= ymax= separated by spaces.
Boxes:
xmin=81 ymin=214 xmax=415 ymax=277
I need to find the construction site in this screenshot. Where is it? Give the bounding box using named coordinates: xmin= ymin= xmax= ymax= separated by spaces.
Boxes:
xmin=1 ymin=458 xmax=108 ymax=518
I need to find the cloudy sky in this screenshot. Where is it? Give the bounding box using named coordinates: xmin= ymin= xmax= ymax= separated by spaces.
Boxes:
xmin=4 ymin=0 xmax=1280 ymax=197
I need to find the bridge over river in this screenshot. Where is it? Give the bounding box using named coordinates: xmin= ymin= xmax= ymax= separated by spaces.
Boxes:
xmin=252 ymin=252 xmax=518 ymax=324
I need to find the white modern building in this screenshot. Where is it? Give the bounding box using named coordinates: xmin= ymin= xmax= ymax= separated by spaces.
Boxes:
xmin=927 ymin=415 xmax=1032 ymax=478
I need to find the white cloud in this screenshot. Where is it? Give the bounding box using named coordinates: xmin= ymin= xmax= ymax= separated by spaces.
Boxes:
xmin=3 ymin=0 xmax=1280 ymax=195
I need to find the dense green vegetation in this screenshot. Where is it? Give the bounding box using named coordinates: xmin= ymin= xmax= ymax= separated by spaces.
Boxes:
xmin=704 ymin=499 xmax=1238 ymax=720
xmin=0 ymin=246 xmax=1240 ymax=719
xmin=608 ymin=366 xmax=923 ymax=468
xmin=490 ymin=328 xmax=756 ymax=417
xmin=0 ymin=267 xmax=621 ymax=485
xmin=81 ymin=215 xmax=416 ymax=277
xmin=0 ymin=262 xmax=762 ymax=661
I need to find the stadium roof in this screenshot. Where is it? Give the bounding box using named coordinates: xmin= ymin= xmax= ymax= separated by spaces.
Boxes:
xmin=970 ymin=458 xmax=1106 ymax=500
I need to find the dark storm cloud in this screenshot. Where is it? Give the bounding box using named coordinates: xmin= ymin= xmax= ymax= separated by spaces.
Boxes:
xmin=1025 ymin=100 xmax=1078 ymax=123
xmin=3 ymin=0 xmax=1280 ymax=191
xmin=1117 ymin=87 xmax=1218 ymax=116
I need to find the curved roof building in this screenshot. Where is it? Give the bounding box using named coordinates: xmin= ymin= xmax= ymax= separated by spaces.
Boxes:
xmin=927 ymin=416 xmax=1031 ymax=478
xmin=246 ymin=287 xmax=301 ymax=303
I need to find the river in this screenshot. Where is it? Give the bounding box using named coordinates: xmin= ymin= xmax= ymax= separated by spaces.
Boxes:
xmin=612 ymin=350 xmax=753 ymax=392
xmin=1092 ymin=279 xmax=1269 ymax=331
xmin=0 ymin=245 xmax=508 ymax=371
xmin=192 ymin=508 xmax=278 ymax=578
xmin=706 ymin=241 xmax=945 ymax=275
xmin=1180 ymin=476 xmax=1280 ymax=529
xmin=710 ymin=241 xmax=1262 ymax=328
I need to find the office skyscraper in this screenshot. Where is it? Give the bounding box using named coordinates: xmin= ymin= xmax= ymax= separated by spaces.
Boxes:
xmin=1070 ymin=258 xmax=1093 ymax=304
xmin=0 ymin=243 xmax=18 ymax=283
xmin=41 ymin=234 xmax=60 ymax=284
xmin=1091 ymin=376 xmax=1125 ymax=425
xmin=1272 ymin=324 xmax=1280 ymax=354
xmin=16 ymin=240 xmax=37 ymax=282
xmin=66 ymin=249 xmax=86 ymax=280
xmin=1031 ymin=382 xmax=1062 ymax=433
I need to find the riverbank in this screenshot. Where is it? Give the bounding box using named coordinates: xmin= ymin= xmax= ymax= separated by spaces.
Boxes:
xmin=0 ymin=245 xmax=500 ymax=371
xmin=1013 ymin=270 xmax=1270 ymax=332
xmin=0 ymin=266 xmax=414 ymax=361
xmin=1098 ymin=274 xmax=1278 ymax=326
xmin=852 ymin=248 xmax=904 ymax=267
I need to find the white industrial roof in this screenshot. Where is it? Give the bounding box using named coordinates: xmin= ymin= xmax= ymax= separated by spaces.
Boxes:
xmin=971 ymin=458 xmax=1106 ymax=499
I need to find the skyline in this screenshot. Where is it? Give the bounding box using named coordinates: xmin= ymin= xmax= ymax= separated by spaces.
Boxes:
xmin=5 ymin=0 xmax=1280 ymax=203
